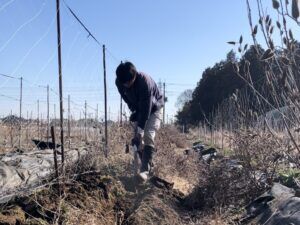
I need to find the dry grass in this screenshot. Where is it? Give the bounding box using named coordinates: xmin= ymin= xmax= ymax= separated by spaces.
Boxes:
xmin=2 ymin=123 xmax=285 ymax=225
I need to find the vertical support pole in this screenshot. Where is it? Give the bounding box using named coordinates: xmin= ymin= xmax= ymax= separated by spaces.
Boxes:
xmin=54 ymin=104 xmax=56 ymax=122
xmin=120 ymin=61 xmax=123 ymax=126
xmin=68 ymin=95 xmax=70 ymax=140
xmin=26 ymin=111 xmax=29 ymax=146
xmin=51 ymin=126 xmax=60 ymax=193
xmin=41 ymin=113 xmax=43 ymax=138
xmin=56 ymin=0 xmax=65 ymax=166
xmin=221 ymin=113 xmax=224 ymax=151
xmin=229 ymin=123 xmax=232 ymax=150
xmin=198 ymin=122 xmax=200 ymax=140
xmin=79 ymin=111 xmax=82 ymax=141
xmin=19 ymin=77 xmax=23 ymax=149
xmin=96 ymin=104 xmax=99 ymax=123
xmin=30 ymin=111 xmax=32 ymax=145
xmin=95 ymin=104 xmax=98 ymax=143
xmin=120 ymin=96 xmax=122 ymax=126
xmin=37 ymin=100 xmax=40 ymax=139
xmin=163 ymin=82 xmax=166 ymax=125
xmin=109 ymin=107 xmax=111 ymax=121
xmin=204 ymin=123 xmax=207 ymax=143
xmin=123 ymin=105 xmax=127 ymax=122
xmin=103 ymin=45 xmax=108 ymax=157
xmin=85 ymin=100 xmax=87 ymax=143
xmin=47 ymin=85 xmax=50 ymax=142
xmin=10 ymin=110 xmax=13 ymax=147
xmin=211 ymin=125 xmax=213 ymax=145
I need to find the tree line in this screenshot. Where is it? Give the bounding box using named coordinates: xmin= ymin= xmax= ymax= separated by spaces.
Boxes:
xmin=175 ymin=43 xmax=300 ymax=127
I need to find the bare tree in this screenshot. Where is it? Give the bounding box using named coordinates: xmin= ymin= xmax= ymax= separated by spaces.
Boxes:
xmin=175 ymin=89 xmax=193 ymax=110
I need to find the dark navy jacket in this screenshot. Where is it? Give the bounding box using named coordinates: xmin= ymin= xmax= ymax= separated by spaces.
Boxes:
xmin=116 ymin=72 xmax=164 ymax=129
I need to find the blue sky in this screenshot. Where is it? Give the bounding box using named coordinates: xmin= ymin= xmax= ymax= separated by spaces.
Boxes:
xmin=0 ymin=0 xmax=298 ymax=121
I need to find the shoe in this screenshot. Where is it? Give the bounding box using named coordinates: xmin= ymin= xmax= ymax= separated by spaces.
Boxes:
xmin=138 ymin=171 xmax=149 ymax=181
xmin=140 ymin=145 xmax=155 ymax=172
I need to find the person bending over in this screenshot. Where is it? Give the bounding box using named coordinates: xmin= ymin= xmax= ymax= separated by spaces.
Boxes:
xmin=115 ymin=61 xmax=164 ymax=181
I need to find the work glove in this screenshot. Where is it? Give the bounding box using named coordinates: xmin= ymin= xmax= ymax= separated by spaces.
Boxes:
xmin=130 ymin=111 xmax=138 ymax=122
xmin=131 ymin=135 xmax=141 ymax=147
xmin=131 ymin=127 xmax=144 ymax=147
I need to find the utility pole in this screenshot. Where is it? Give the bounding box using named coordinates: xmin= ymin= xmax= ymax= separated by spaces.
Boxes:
xmin=47 ymin=85 xmax=50 ymax=142
xmin=55 ymin=0 xmax=65 ymax=166
xmin=19 ymin=77 xmax=23 ymax=149
xmin=103 ymin=45 xmax=108 ymax=157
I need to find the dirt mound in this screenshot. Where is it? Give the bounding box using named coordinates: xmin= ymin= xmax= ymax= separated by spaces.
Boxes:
xmin=123 ymin=176 xmax=186 ymax=225
xmin=128 ymin=189 xmax=181 ymax=225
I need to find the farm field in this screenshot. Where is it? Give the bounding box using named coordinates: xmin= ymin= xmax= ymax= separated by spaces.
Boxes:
xmin=1 ymin=0 xmax=300 ymax=224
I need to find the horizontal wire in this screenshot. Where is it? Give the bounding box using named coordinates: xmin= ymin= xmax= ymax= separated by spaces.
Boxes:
xmin=0 ymin=73 xmax=21 ymax=80
xmin=0 ymin=93 xmax=19 ymax=101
